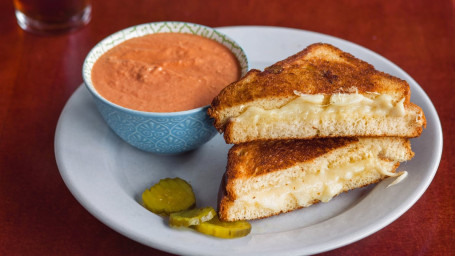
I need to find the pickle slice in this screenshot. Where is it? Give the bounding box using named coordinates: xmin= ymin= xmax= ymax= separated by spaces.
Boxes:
xmin=142 ymin=177 xmax=196 ymax=215
xmin=193 ymin=215 xmax=251 ymax=239
xmin=169 ymin=207 xmax=216 ymax=228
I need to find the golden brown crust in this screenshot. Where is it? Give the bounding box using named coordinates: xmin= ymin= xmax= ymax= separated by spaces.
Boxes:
xmin=208 ymin=43 xmax=412 ymax=131
xmin=226 ymin=137 xmax=358 ymax=180
xmin=409 ymin=102 xmax=427 ymax=129
xmin=217 ymin=172 xmax=228 ymax=213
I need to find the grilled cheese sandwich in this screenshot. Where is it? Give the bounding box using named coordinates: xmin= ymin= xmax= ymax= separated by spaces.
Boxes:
xmin=208 ymin=43 xmax=426 ymax=144
xmin=218 ymin=137 xmax=414 ymax=221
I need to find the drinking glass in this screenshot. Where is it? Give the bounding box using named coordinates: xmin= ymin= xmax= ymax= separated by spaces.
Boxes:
xmin=14 ymin=0 xmax=91 ymax=34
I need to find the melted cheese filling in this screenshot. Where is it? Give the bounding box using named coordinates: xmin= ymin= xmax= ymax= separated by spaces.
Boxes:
xmin=234 ymin=92 xmax=406 ymax=124
xmin=236 ymin=158 xmax=405 ymax=211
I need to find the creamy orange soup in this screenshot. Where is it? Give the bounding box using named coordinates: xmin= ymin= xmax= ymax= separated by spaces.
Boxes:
xmin=91 ymin=33 xmax=240 ymax=112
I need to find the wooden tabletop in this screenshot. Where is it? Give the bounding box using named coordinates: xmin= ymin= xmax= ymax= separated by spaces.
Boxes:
xmin=1 ymin=0 xmax=453 ymax=255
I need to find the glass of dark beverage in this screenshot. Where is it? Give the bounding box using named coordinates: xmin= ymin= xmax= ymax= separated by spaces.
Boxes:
xmin=14 ymin=0 xmax=91 ymax=34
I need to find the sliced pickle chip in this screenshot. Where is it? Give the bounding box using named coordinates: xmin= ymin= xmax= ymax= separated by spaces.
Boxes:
xmin=142 ymin=177 xmax=196 ymax=215
xmin=193 ymin=215 xmax=251 ymax=239
xmin=169 ymin=207 xmax=217 ymax=228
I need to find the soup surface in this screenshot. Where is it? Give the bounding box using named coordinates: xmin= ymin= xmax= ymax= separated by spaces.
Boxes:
xmin=91 ymin=33 xmax=240 ymax=112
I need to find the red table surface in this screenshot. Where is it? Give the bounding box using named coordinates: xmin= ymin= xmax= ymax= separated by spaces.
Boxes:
xmin=1 ymin=0 xmax=453 ymax=255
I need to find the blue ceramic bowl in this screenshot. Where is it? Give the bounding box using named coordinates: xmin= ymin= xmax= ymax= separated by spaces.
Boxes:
xmin=82 ymin=22 xmax=248 ymax=154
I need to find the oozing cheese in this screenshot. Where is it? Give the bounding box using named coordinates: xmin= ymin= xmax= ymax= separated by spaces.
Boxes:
xmin=236 ymin=158 xmax=403 ymax=211
xmin=234 ymin=92 xmax=406 ymax=124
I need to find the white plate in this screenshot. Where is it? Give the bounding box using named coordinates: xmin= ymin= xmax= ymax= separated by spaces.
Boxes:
xmin=55 ymin=26 xmax=442 ymax=256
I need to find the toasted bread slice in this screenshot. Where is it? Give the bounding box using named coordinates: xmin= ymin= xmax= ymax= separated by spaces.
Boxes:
xmin=208 ymin=43 xmax=426 ymax=144
xmin=218 ymin=137 xmax=414 ymax=221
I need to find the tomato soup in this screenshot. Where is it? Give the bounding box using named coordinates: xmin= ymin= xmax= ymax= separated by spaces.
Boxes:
xmin=91 ymin=33 xmax=240 ymax=112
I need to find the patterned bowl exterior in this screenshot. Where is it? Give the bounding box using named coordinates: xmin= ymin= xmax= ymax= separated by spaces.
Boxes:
xmin=94 ymin=98 xmax=217 ymax=154
xmin=82 ymin=22 xmax=248 ymax=154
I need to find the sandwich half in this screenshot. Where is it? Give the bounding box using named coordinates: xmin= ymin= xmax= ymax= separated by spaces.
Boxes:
xmin=208 ymin=43 xmax=426 ymax=144
xmin=218 ymin=137 xmax=414 ymax=221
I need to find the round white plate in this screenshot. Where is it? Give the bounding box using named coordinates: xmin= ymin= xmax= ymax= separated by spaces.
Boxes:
xmin=55 ymin=26 xmax=442 ymax=256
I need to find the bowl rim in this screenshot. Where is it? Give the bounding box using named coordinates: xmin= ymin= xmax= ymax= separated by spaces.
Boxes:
xmin=82 ymin=21 xmax=248 ymax=117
